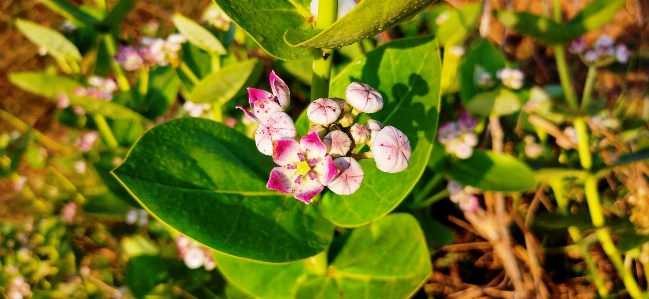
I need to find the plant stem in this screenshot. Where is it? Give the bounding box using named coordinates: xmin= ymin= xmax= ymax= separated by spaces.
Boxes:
xmin=93 ymin=114 xmax=119 ymax=149
xmin=180 ymin=62 xmax=201 ymax=85
xmin=210 ymin=53 xmax=221 ymax=73
xmin=103 ymin=35 xmax=131 ymax=91
xmin=311 ymin=0 xmax=337 ymax=101
xmin=553 ymin=46 xmax=579 ymax=109
xmin=0 ymin=109 xmax=70 ymax=153
xmin=580 ymin=66 xmax=597 ymax=110
xmin=413 ymin=189 xmax=449 ymax=209
xmin=574 ymin=118 xmax=592 ymax=170
xmin=413 ymin=173 xmax=444 ymax=205
xmin=138 ymin=68 xmax=150 ymax=98
xmin=552 ymin=0 xmax=562 ymax=23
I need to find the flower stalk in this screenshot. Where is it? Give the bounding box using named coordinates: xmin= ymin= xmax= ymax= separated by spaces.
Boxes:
xmin=103 ymin=34 xmax=131 ymax=91
xmin=311 ymin=0 xmax=337 ymax=101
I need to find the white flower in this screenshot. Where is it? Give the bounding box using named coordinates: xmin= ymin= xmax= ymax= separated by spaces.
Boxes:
xmin=435 ymin=12 xmax=450 ymax=25
xmin=615 ymin=44 xmax=631 ymax=63
xmin=184 ymin=247 xmax=206 ymax=269
xmin=496 ymin=68 xmax=524 ymax=90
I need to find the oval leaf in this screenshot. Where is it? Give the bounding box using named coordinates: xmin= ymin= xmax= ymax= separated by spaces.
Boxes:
xmin=214 ymin=0 xmax=314 ymax=60
xmin=10 ymin=72 xmax=80 ymax=98
xmin=16 ymin=19 xmax=82 ymax=61
xmin=284 ymin=0 xmax=436 ymax=49
xmin=465 ymin=87 xmax=521 ymax=117
xmin=172 ymin=13 xmax=226 ymax=55
xmin=320 ymin=35 xmax=441 ymax=227
xmin=112 ymin=119 xmax=335 ymax=262
xmin=494 ymin=11 xmax=572 ymax=45
xmin=190 ymin=59 xmax=263 ymax=104
xmin=446 ymin=150 xmax=536 ymax=192
xmin=565 ymin=0 xmax=626 ymax=38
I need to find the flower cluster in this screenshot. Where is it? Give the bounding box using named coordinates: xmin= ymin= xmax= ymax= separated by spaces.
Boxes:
xmin=437 ymin=113 xmax=478 ymax=159
xmin=523 ymin=135 xmax=543 ymax=159
xmin=176 ymin=235 xmax=215 ymax=271
xmin=202 ymin=3 xmax=231 ymax=31
xmin=125 ymin=209 xmax=149 ymax=226
xmin=183 ymin=101 xmax=213 ymax=118
xmin=6 ymin=276 xmax=31 ymax=299
xmin=114 ymin=34 xmax=186 ymax=70
xmin=569 ymin=34 xmax=631 ymax=65
xmin=238 ymin=72 xmax=411 ymax=203
xmin=57 ymin=76 xmax=117 ymax=115
xmin=447 ymin=180 xmax=479 ymax=212
xmin=474 ymin=66 xmax=524 ymax=90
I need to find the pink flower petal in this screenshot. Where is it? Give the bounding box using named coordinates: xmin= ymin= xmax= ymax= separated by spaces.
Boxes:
xmin=370 ymin=126 xmax=411 ymax=173
xmin=328 ymin=157 xmax=364 ymax=195
xmin=254 ymin=112 xmax=297 ymax=155
xmin=267 ymin=167 xmax=299 ymax=194
xmin=248 ymin=88 xmax=273 ymax=107
xmin=345 ymin=82 xmax=383 ymax=113
xmin=307 ymin=98 xmax=342 ymax=125
xmin=314 ymin=155 xmax=338 ymax=186
xmin=253 ymin=99 xmax=283 ymax=122
xmin=349 ymin=123 xmax=370 ymax=144
xmin=270 ymin=71 xmax=290 ymax=109
xmin=300 ymin=132 xmax=327 ymax=160
xmin=323 ymin=130 xmax=352 ymax=158
xmin=272 ymin=139 xmax=301 ymax=166
xmin=293 ymin=175 xmax=324 ymax=204
xmin=236 ymin=105 xmax=259 ymax=122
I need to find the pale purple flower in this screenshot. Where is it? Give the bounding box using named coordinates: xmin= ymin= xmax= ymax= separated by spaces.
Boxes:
xmin=307 ymin=98 xmax=343 ymax=125
xmin=61 ymin=202 xmax=77 ymax=223
xmin=115 ymin=46 xmax=144 ymax=71
xmin=437 ymin=122 xmax=459 ymax=143
xmin=254 ymin=112 xmax=297 ymax=155
xmin=349 ymin=123 xmax=370 ymax=144
xmin=77 ymin=132 xmax=99 ymax=152
xmin=328 ymin=157 xmax=364 ymax=195
xmin=496 ymin=68 xmax=524 ymax=90
xmin=138 ymin=210 xmax=149 ymax=226
xmin=266 ymin=132 xmax=338 ymax=204
xmin=183 ymin=101 xmax=212 ymax=117
xmin=88 ymin=76 xmax=118 ymax=99
xmin=457 ymin=112 xmax=477 ymax=132
xmin=448 ymin=180 xmax=479 ymax=212
xmin=615 ymin=44 xmax=631 ymax=63
xmin=452 ymin=142 xmax=473 ymax=159
xmin=568 ymin=38 xmax=586 ymax=53
xmin=370 ymin=126 xmax=411 ymax=173
xmin=584 ymin=50 xmax=598 ymax=62
xmin=237 ymin=71 xmax=290 ymax=122
xmin=125 ymin=209 xmax=138 ymax=224
xmin=140 ymin=37 xmax=167 ymax=66
xmin=346 ymin=82 xmax=383 ymax=113
xmin=324 ymin=130 xmax=352 ymax=158
xmin=594 ymin=34 xmax=615 ymax=56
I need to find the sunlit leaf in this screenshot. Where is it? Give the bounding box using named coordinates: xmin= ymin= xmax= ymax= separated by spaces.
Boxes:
xmin=15 ymin=19 xmax=82 ymax=61
xmin=173 ymin=13 xmax=226 ymax=55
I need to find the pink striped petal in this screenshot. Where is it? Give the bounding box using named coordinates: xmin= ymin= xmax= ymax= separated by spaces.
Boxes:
xmin=323 ymin=130 xmax=352 ymax=158
xmin=236 ymin=105 xmax=259 ymax=122
xmin=270 ymin=71 xmax=290 ymax=109
xmin=254 ymin=112 xmax=297 ymax=155
xmin=253 ymin=99 xmax=283 ymax=122
xmin=328 ymin=157 xmax=364 ymax=195
xmin=307 ymin=98 xmax=342 ymax=125
xmin=294 ymin=175 xmax=324 ymax=204
xmin=345 ymin=82 xmax=383 ymax=113
xmin=314 ymin=155 xmax=338 ymax=186
xmin=272 ymin=139 xmax=301 ymax=166
xmin=370 ymin=126 xmax=411 ymax=173
xmin=267 ymin=167 xmax=299 ymax=194
xmin=248 ymin=88 xmax=273 ymax=107
xmin=300 ymin=132 xmax=327 ymax=160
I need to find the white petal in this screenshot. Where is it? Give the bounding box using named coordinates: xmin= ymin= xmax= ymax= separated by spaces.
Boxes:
xmin=328 ymin=157 xmax=364 ymax=195
xmin=370 ymin=126 xmax=411 ymax=173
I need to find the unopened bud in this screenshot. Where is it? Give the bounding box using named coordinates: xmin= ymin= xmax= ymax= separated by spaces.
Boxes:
xmin=324 ymin=130 xmax=352 ymax=158
xmin=370 ymin=126 xmax=411 ymax=173
xmin=365 ymin=119 xmax=383 ymax=146
xmin=346 ymin=82 xmax=383 ymax=113
xmin=307 ymin=124 xmax=328 ymax=140
xmin=338 ymin=114 xmax=354 ymax=128
xmin=307 ymin=98 xmax=343 ymax=125
xmin=349 ymin=123 xmax=370 ymax=144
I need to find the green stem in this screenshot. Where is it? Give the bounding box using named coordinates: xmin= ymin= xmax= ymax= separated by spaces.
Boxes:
xmin=103 ymin=35 xmax=131 ymax=91
xmin=574 ymin=118 xmax=592 ymax=170
xmin=567 ymin=227 xmax=609 ymax=296
xmin=138 ymin=68 xmax=150 ymax=98
xmin=93 ymin=115 xmax=118 ymax=149
xmin=210 ymin=54 xmax=221 ymax=73
xmin=180 ymin=62 xmax=201 ymax=85
xmin=212 ymin=104 xmax=223 ymax=122
xmin=580 ymin=66 xmax=597 ymax=110
xmin=412 ymin=173 xmax=443 ymax=205
xmin=413 ymin=190 xmax=450 ymax=209
xmin=553 ymin=45 xmax=579 ymax=109
xmin=310 ymin=0 xmax=337 ymax=101
xmin=552 ymin=0 xmax=561 ymax=23
xmin=95 ymin=0 xmax=107 ymax=12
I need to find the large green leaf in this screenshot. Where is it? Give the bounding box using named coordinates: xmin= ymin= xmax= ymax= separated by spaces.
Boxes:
xmin=446 ymin=150 xmax=536 ymax=192
xmin=296 ymin=214 xmax=431 ymax=299
xmin=459 ymin=39 xmax=506 ymax=103
xmin=213 ymin=0 xmax=314 ymax=60
xmin=190 ymin=59 xmax=263 ymax=104
xmin=15 ymin=19 xmax=82 ymax=61
xmin=465 ymin=87 xmax=521 ymax=117
xmin=284 ymin=0 xmax=436 ymax=49
xmin=494 ymin=11 xmax=571 ymax=45
xmin=112 ymin=119 xmax=334 ymax=262
xmin=172 ymin=13 xmax=226 ymax=55
xmin=565 ymin=0 xmax=626 ymax=38
xmin=320 ymin=35 xmax=441 ymax=227
xmin=436 ymin=3 xmax=482 ymax=46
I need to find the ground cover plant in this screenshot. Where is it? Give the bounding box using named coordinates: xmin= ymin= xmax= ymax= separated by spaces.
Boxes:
xmin=1 ymin=0 xmax=648 ymax=297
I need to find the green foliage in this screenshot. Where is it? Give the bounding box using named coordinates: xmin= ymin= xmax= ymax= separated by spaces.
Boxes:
xmin=112 ymin=119 xmax=334 ymax=262
xmin=436 ymin=3 xmax=482 ymax=46
xmin=321 ymin=35 xmax=442 ymax=227
xmin=96 ymin=0 xmax=139 ymax=31
xmin=459 ymin=39 xmax=506 ymax=103
xmin=15 ymin=19 xmax=82 ymax=62
xmin=190 ymin=59 xmax=263 ymax=104
xmin=465 ymin=87 xmax=521 ymax=117
xmin=447 ymin=150 xmax=536 ymax=192
xmin=39 ymin=0 xmax=98 ymax=26
xmin=124 ymin=255 xmax=169 ymax=299
xmin=173 ymin=13 xmax=227 ymax=55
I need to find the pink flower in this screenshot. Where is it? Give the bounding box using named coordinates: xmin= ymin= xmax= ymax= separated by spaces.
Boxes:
xmin=370 ymin=126 xmax=411 ymax=173
xmin=307 ymin=98 xmax=343 ymax=125
xmin=323 ymin=130 xmax=352 ymax=158
xmin=568 ymin=38 xmax=586 ymax=53
xmin=237 ymin=71 xmax=290 ymax=122
xmin=61 ymin=202 xmax=77 ymax=223
xmin=254 ymin=112 xmax=297 ymax=155
xmin=349 ymin=123 xmax=370 ymax=144
xmin=114 ymin=46 xmax=144 ymax=71
xmin=266 ymin=132 xmax=338 ymax=204
xmin=437 ymin=122 xmax=459 ymax=143
xmin=57 ymin=94 xmax=70 ymax=109
xmin=615 ymin=44 xmax=631 ymax=63
xmin=457 ymin=112 xmax=477 ymax=132
xmin=328 ymin=157 xmax=364 ymax=195
xmin=346 ymin=82 xmax=383 ymax=113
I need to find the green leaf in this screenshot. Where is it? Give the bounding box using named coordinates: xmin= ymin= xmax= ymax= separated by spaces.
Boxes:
xmin=296 ymin=214 xmax=431 ymax=299
xmin=226 ymin=284 xmax=256 ymax=299
xmin=40 ymin=0 xmax=98 ymax=26
xmin=83 ymin=192 xmax=132 ymax=217
xmin=120 ymin=236 xmax=160 ymax=258
xmin=446 ymin=150 xmax=536 ymax=192
xmin=96 ymin=0 xmax=139 ymax=31
xmin=213 ymin=0 xmax=314 ymax=60
xmin=190 ymin=59 xmax=263 ymax=104
xmin=124 ymin=255 xmax=169 ymax=299
xmin=172 ymin=13 xmax=226 ymax=55
xmin=459 ymin=39 xmax=506 ymax=103
xmin=320 ymin=35 xmax=441 ymax=227
xmin=436 ymin=3 xmax=482 ymax=46
xmin=15 ymin=19 xmax=82 ymax=61
xmin=142 ymin=66 xmax=181 ymax=119
xmin=565 ymin=0 xmax=626 ymax=38
xmin=494 ymin=11 xmax=572 ymax=45
xmin=465 ymin=87 xmax=521 ymax=117
xmin=112 ymin=119 xmax=334 ymax=262
xmin=284 ymin=0 xmax=436 ymax=49
xmin=70 ymin=95 xmax=150 ymax=122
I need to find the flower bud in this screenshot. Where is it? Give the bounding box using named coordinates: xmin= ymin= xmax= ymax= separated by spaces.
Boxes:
xmin=338 ymin=114 xmax=354 ymax=128
xmin=331 ymin=98 xmax=351 ymax=114
xmin=307 ymin=124 xmax=328 ymax=140
xmin=324 ymin=130 xmax=352 ymax=158
xmin=365 ymin=119 xmax=383 ymax=146
xmin=349 ymin=123 xmax=370 ymax=144
xmin=370 ymin=126 xmax=411 ymax=173
xmin=307 ymin=98 xmax=343 ymax=125
xmin=328 ymin=157 xmax=364 ymax=195
xmin=615 ymin=44 xmax=631 ymax=63
xmin=184 ymin=247 xmax=206 ymax=269
xmin=346 ymin=82 xmax=383 ymax=113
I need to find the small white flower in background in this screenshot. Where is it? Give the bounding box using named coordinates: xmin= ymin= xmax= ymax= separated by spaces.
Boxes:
xmin=447 ymin=180 xmax=479 ymax=213
xmin=112 ymin=157 xmax=123 ymax=166
xmin=594 ymin=34 xmax=615 ymax=56
xmin=523 ymin=136 xmax=543 ymax=159
xmin=72 ymin=106 xmax=85 ymax=115
xmin=310 ymin=0 xmax=357 ymax=22
xmin=61 ymin=202 xmax=78 ymax=223
xmin=435 ymin=12 xmax=450 ymax=25
xmin=13 ymin=175 xmax=27 ymax=192
xmin=59 ymin=21 xmax=77 ymax=33
xmin=184 ymin=248 xmax=205 ymax=269
xmin=584 ymin=50 xmax=598 ymax=63
xmin=114 ymin=46 xmax=144 ymax=71
xmin=7 ymin=276 xmax=31 ymax=299
xmin=474 ymin=66 xmax=496 ymax=90
xmin=38 ymin=46 xmax=48 ymax=56
xmin=125 ymin=209 xmax=148 ymax=226
xmin=202 ymin=3 xmax=231 ymax=31
xmin=183 ymin=101 xmax=212 ymax=118
xmin=57 ymin=94 xmax=71 ymax=109
xmin=557 ymin=126 xmax=577 ymax=149
xmin=74 ymin=161 xmax=86 ymax=174
xmin=88 ymin=76 xmax=118 ymax=99
xmin=437 ymin=113 xmax=479 ymax=159
xmin=496 ymin=68 xmax=524 ymax=90
xmin=615 ymin=44 xmax=632 ymax=63
xmin=589 ymin=114 xmax=620 ymax=131
xmin=138 ymin=210 xmax=149 ymax=226
xmin=577 ymin=34 xmax=631 ymax=65
xmin=449 ymin=46 xmax=465 ymax=57
xmin=76 ymin=132 xmax=99 ymax=152
xmin=176 ymin=235 xmax=216 ymax=271
xmin=568 ymin=38 xmax=586 ymax=54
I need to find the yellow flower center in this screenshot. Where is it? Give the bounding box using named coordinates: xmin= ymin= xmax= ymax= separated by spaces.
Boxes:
xmin=296 ymin=160 xmax=311 ymax=176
